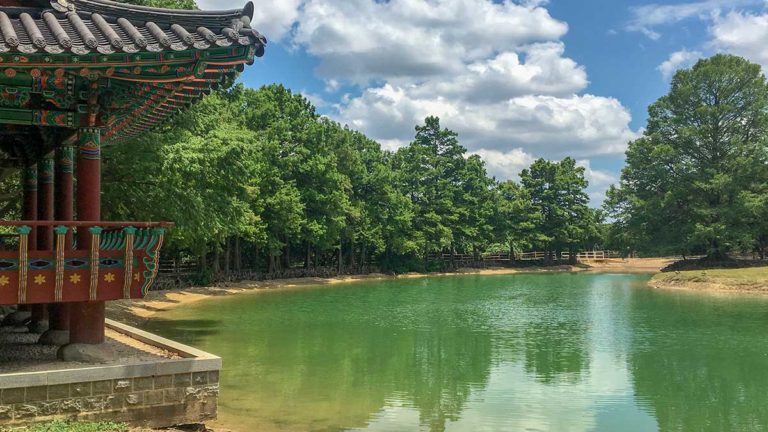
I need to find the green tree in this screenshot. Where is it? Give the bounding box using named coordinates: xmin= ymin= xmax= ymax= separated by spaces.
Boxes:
xmin=493 ymin=180 xmax=540 ymax=260
xmin=607 ymin=54 xmax=768 ymax=258
xmin=394 ymin=117 xmax=466 ymax=263
xmin=454 ymin=155 xmax=496 ymax=261
xmin=520 ymin=158 xmax=594 ymax=263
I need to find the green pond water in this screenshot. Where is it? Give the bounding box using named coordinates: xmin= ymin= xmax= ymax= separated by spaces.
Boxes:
xmin=143 ymin=273 xmax=768 ymax=432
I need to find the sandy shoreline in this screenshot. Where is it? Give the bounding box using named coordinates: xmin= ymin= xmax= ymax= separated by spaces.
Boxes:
xmin=107 ymin=258 xmax=672 ymax=325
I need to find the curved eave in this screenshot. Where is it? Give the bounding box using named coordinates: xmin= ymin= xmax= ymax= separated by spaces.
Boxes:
xmin=0 ymin=1 xmax=266 ymax=57
xmin=74 ymin=0 xmax=256 ymax=29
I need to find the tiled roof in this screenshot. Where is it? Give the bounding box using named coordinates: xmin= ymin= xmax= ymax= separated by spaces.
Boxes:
xmin=0 ymin=0 xmax=266 ymax=57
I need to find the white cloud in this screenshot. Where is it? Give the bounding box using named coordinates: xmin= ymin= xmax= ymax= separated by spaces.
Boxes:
xmin=711 ymin=11 xmax=768 ymax=69
xmin=409 ymin=43 xmax=589 ymax=102
xmin=626 ymin=0 xmax=760 ymax=39
xmin=197 ymin=0 xmax=301 ymax=41
xmin=337 ymin=88 xmax=636 ymax=158
xmin=658 ymin=49 xmax=703 ymax=79
xmin=576 ymin=160 xmax=618 ymax=205
xmin=471 ymin=148 xmax=537 ymax=180
xmin=292 ymin=0 xmax=568 ymax=84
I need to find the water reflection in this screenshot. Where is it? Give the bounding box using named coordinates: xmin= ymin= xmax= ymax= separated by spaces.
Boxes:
xmin=628 ymin=289 xmax=768 ymax=432
xmin=144 ymin=274 xmax=768 ymax=432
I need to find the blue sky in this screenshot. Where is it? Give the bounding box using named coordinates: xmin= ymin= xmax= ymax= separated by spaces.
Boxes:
xmin=201 ymin=0 xmax=768 ymax=204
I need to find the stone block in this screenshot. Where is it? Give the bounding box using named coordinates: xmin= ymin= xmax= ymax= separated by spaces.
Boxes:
xmin=71 ymin=382 xmax=92 ymax=397
xmin=144 ymin=389 xmax=164 ymax=406
xmin=173 ymin=373 xmax=191 ymax=388
xmin=154 ymin=375 xmax=173 ymax=389
xmin=192 ymin=372 xmax=208 ymax=385
xmin=207 ymin=370 xmax=220 ymax=384
xmin=34 ymin=401 xmax=60 ymax=416
xmin=0 ymin=373 xmax=46 ymax=390
xmin=133 ymin=376 xmax=154 ymax=391
xmin=13 ymin=404 xmax=39 ymax=419
xmin=113 ymin=379 xmax=132 ymax=393
xmin=2 ymin=388 xmax=24 ymax=404
xmin=103 ymin=395 xmax=122 ymax=412
xmin=59 ymin=398 xmax=84 ymax=414
xmin=164 ymin=388 xmax=184 ymax=403
xmin=82 ymin=396 xmax=108 ymax=413
xmin=0 ymin=404 xmax=13 ymax=420
xmin=125 ymin=392 xmax=143 ymax=406
xmin=185 ymin=385 xmax=219 ymax=401
xmin=92 ymin=380 xmax=112 ymax=395
xmin=48 ymin=384 xmax=70 ymax=400
xmin=25 ymin=386 xmax=48 ymax=402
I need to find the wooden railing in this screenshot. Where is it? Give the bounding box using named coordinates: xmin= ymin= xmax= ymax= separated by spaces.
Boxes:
xmin=0 ymin=221 xmax=171 ymax=305
xmin=561 ymin=251 xmax=606 ymax=260
xmin=426 ymin=250 xmax=618 ymax=262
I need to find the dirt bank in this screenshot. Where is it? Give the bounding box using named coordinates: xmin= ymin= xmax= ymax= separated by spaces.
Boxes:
xmin=107 ymin=258 xmax=670 ymax=326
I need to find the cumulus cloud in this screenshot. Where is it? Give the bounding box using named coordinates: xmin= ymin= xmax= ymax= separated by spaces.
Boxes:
xmin=658 ymin=49 xmax=703 ymax=79
xmin=292 ymin=0 xmax=568 ymax=84
xmin=197 ymin=0 xmax=301 ymax=41
xmin=471 ymin=148 xmax=537 ymax=181
xmin=337 ymin=88 xmax=636 ymax=158
xmin=711 ymin=11 xmax=768 ymax=69
xmin=409 ymin=43 xmax=589 ymax=102
xmin=625 ymin=0 xmax=760 ymax=40
xmin=293 ymin=0 xmax=637 ymax=161
xmin=576 ymin=160 xmax=618 ymax=204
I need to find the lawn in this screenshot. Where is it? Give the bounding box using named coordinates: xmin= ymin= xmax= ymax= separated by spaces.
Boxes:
xmin=1 ymin=421 xmax=128 ymax=432
xmin=651 ymin=266 xmax=768 ymax=291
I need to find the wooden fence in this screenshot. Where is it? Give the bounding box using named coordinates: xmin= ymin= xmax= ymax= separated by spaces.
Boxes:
xmin=428 ymin=250 xmax=619 ymax=262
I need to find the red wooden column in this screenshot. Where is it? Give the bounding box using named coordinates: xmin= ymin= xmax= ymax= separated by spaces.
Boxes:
xmin=29 ymin=156 xmax=54 ymax=333
xmin=40 ymin=146 xmax=73 ymax=345
xmin=60 ymin=128 xmax=114 ymax=361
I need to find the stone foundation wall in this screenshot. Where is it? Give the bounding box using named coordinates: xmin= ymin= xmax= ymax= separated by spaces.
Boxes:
xmin=0 ymin=371 xmax=219 ymax=427
xmin=0 ymin=321 xmax=222 ymax=428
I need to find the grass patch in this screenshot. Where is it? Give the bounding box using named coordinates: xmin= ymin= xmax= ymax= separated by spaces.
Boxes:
xmin=652 ymin=266 xmax=768 ymax=289
xmin=1 ymin=420 xmax=129 ymax=432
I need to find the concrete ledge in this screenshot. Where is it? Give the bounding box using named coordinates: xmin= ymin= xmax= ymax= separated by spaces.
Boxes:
xmin=0 ymin=321 xmax=221 ymax=427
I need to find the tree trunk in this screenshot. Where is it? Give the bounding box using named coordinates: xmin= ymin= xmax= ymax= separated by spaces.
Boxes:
xmin=213 ymin=246 xmax=221 ymax=276
xmin=283 ymin=242 xmax=291 ymax=270
xmin=568 ymin=247 xmax=577 ymax=265
xmin=200 ymin=244 xmax=208 ymax=272
xmin=359 ymin=243 xmax=366 ymax=272
xmin=338 ymin=243 xmax=343 ymax=274
xmin=305 ymin=242 xmax=311 ymax=269
xmin=225 ymin=237 xmax=231 ymax=276
xmin=269 ymin=253 xmax=276 ymax=274
xmin=234 ymin=237 xmax=242 ymax=273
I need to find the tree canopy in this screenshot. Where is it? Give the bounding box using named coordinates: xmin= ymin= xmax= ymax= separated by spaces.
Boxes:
xmin=605 ymin=54 xmax=768 ymax=258
xmin=100 ymin=85 xmax=600 ymax=277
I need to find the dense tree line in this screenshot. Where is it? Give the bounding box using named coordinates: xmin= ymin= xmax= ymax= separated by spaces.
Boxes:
xmin=604 ymin=55 xmax=768 ymax=260
xmin=101 ymin=85 xmax=600 ymax=279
